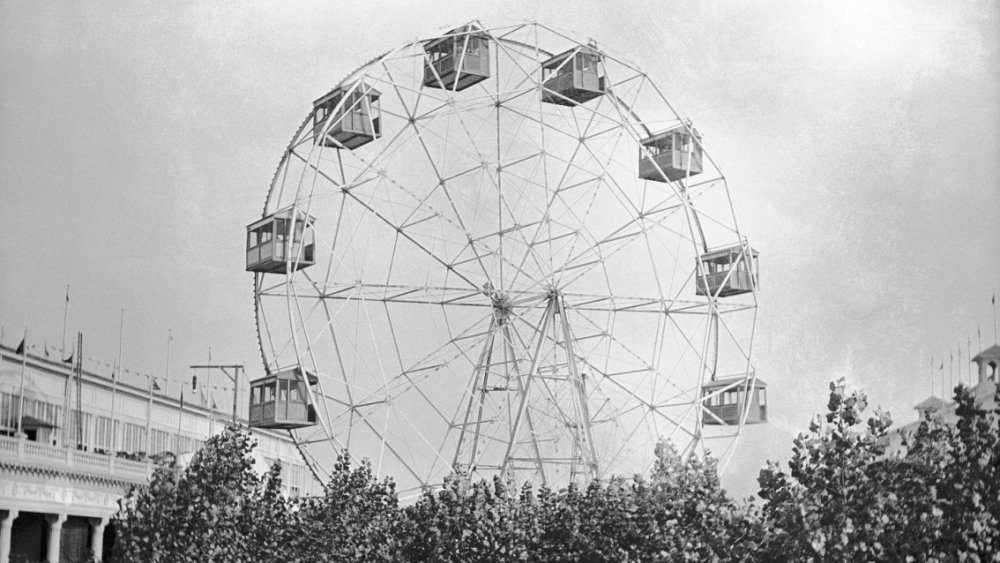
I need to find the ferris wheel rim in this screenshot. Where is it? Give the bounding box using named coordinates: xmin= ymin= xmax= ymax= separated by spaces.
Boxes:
xmin=252 ymin=20 xmax=759 ymax=493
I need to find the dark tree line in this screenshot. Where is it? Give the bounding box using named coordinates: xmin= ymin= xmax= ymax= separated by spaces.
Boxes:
xmin=109 ymin=381 xmax=998 ymax=562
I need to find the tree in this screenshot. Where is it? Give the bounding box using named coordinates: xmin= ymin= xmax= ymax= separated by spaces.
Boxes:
xmin=756 ymin=379 xmax=999 ymax=562
xmin=108 ymin=382 xmax=997 ymax=562
xmin=530 ymin=443 xmax=759 ymax=562
xmin=394 ymin=442 xmax=755 ymax=562
xmin=399 ymin=473 xmax=535 ymax=562
xmin=755 ymin=379 xmax=937 ymax=561
xmin=112 ymin=425 xmax=291 ymax=562
xmin=290 ymin=453 xmax=401 ymax=562
xmin=926 ymin=385 xmax=999 ymax=559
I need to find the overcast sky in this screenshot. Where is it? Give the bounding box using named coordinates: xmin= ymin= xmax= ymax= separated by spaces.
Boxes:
xmin=1 ymin=0 xmax=997 ymax=498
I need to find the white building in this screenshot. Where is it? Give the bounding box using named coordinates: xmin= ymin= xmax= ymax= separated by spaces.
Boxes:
xmin=882 ymin=342 xmax=999 ymax=457
xmin=0 ymin=338 xmax=322 ymax=562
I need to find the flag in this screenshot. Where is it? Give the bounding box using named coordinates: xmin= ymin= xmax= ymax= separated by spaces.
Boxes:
xmin=15 ymin=338 xmax=25 ymax=355
xmin=211 ymin=396 xmax=218 ymax=410
xmin=939 ymin=362 xmax=944 ymax=370
xmin=153 ymin=377 xmax=162 ymax=392
xmin=43 ymin=343 xmax=50 ymax=358
xmin=192 ymin=375 xmax=197 ymax=391
xmin=179 ymin=389 xmax=185 ymax=409
xmin=62 ymin=351 xmax=73 ymax=364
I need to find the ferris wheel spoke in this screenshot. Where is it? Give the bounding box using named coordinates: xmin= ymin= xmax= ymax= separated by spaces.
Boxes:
xmin=345 ymin=311 xmax=495 ymax=415
xmin=313 ymin=376 xmax=461 ymax=489
xmin=288 ymin=273 xmax=358 ymax=446
xmin=529 ymin=132 xmax=640 ymax=244
xmin=389 ymin=122 xmax=501 ymax=284
xmin=346 ymin=404 xmax=432 ymax=487
xmin=342 ymin=189 xmax=481 ymax=288
xmin=374 ymin=60 xmax=450 ymax=117
xmin=260 ymin=285 xmax=323 ymax=372
xmin=265 ymin=277 xmax=722 ymax=322
xmin=715 ymin=312 xmax=756 ymax=366
xmin=507 ymin=162 xmax=600 ymax=289
xmin=277 ymin=279 xmax=721 ymax=316
xmin=555 ymin=199 xmax=694 ymax=293
xmin=509 ymin=306 xmax=671 ymax=423
xmin=329 ymin=311 xmax=513 ymax=483
xmin=254 ymin=277 xmax=281 ymax=371
xmin=296 ymin=133 xmax=494 ymax=294
xmin=504 ymin=310 xmax=651 ymax=478
xmin=489 ymin=31 xmax=548 ymax=95
xmin=566 ymin=304 xmax=691 ymax=395
xmin=602 ymin=406 xmax=657 ymax=468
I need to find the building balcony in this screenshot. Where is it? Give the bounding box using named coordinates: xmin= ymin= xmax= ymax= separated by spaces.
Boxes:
xmin=0 ymin=434 xmax=152 ymax=485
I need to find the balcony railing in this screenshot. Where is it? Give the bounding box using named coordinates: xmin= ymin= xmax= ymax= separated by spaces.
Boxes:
xmin=0 ymin=434 xmax=152 ymax=484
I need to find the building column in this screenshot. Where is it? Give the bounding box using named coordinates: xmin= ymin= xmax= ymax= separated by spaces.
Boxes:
xmin=0 ymin=510 xmax=20 ymax=563
xmin=88 ymin=517 xmax=107 ymax=562
xmin=44 ymin=513 xmax=66 ymax=563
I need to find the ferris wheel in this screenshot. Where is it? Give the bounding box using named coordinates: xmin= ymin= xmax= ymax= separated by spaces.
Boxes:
xmin=245 ymin=21 xmax=763 ymax=496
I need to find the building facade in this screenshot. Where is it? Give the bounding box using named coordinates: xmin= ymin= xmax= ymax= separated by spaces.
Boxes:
xmin=882 ymin=342 xmax=999 ymax=457
xmin=0 ymin=340 xmax=322 ymax=562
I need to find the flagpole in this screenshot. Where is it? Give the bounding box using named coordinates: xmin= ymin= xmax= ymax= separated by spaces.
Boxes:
xmin=61 ymin=347 xmax=72 ymax=446
xmin=937 ymin=360 xmax=944 ymax=400
xmin=111 ymin=309 xmax=124 ymax=453
xmin=176 ymin=389 xmax=184 ymax=454
xmin=61 ymin=285 xmax=70 ymax=356
xmin=207 ymin=348 xmax=214 ymax=435
xmin=16 ymin=328 xmax=27 ymax=436
xmin=957 ymin=345 xmax=962 ymax=389
xmin=949 ymin=352 xmax=953 ymax=400
xmin=75 ymin=332 xmax=83 ymax=449
xmin=145 ymin=372 xmax=154 ymax=456
xmin=930 ymin=355 xmax=934 ymax=399
xmin=967 ymin=337 xmax=972 ymax=387
xmin=165 ymin=329 xmax=172 ymax=392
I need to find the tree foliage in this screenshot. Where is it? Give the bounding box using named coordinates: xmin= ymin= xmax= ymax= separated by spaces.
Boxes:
xmin=109 ymin=381 xmax=998 ymax=562
xmin=113 ymin=426 xmax=293 ymax=562
xmin=291 ymin=453 xmax=401 ymax=561
xmin=757 ymin=380 xmax=999 ymax=562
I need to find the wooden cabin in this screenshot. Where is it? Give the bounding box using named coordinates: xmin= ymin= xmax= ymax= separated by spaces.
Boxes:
xmin=541 ymin=46 xmax=604 ymax=106
xmin=695 ymin=244 xmax=758 ymax=298
xmin=313 ymin=82 xmax=381 ymax=150
xmin=246 ymin=207 xmax=316 ymax=274
xmin=248 ymin=367 xmax=318 ymax=430
xmin=422 ymin=25 xmax=490 ymax=91
xmin=638 ymin=125 xmax=703 ymax=182
xmin=702 ymin=376 xmax=767 ymax=426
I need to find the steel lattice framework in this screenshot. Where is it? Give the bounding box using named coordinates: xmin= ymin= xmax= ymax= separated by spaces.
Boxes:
xmin=253 ymin=21 xmax=760 ymax=497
